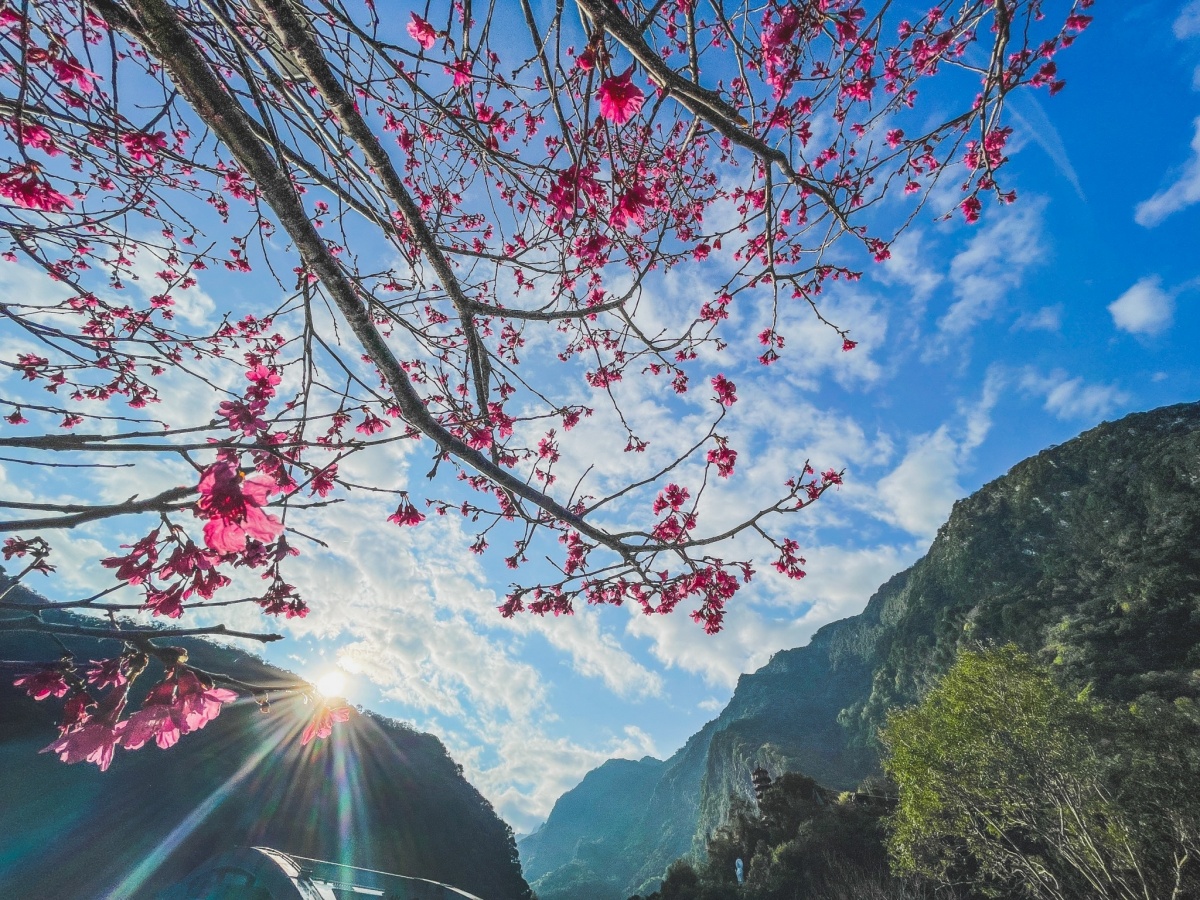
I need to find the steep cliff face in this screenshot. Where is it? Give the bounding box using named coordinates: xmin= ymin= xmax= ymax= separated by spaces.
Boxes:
xmin=520 ymin=401 xmax=1200 ymax=900
xmin=518 ymin=755 xmax=666 ymax=897
xmin=0 ymin=621 xmax=533 ymax=900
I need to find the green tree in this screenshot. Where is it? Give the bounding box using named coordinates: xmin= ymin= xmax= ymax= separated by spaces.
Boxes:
xmin=882 ymin=644 xmax=1199 ymax=900
xmin=659 ymin=859 xmax=702 ymax=900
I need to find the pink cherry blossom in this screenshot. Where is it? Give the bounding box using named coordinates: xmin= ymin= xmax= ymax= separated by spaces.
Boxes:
xmin=41 ymin=683 xmax=128 ymax=770
xmin=120 ymin=130 xmax=167 ymax=165
xmin=0 ymin=164 xmax=73 ymax=212
xmin=42 ymin=722 xmax=121 ymax=771
xmin=446 ymin=59 xmax=472 ymax=87
xmin=85 ymin=658 xmax=128 ymax=690
xmin=388 ymin=496 xmax=425 ymax=526
xmin=14 ymin=667 xmax=70 ymax=700
xmin=609 ymin=184 xmax=652 ymax=229
xmin=301 ymin=704 xmax=352 ymax=746
xmin=597 ymin=66 xmax=644 ymax=125
xmin=173 ymin=668 xmax=239 ymax=732
xmin=116 ymin=700 xmax=181 ymax=750
xmin=50 ymin=56 xmax=96 ymax=93
xmin=407 ymin=12 xmax=437 ymax=49
xmin=711 ymin=374 xmax=737 ymax=406
xmin=196 ymin=462 xmax=284 ymax=553
xmin=707 ymin=444 xmax=738 ymax=478
xmin=653 ymin=483 xmax=690 ymax=515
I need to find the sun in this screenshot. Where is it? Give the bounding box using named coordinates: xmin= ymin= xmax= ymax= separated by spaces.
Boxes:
xmin=314 ymin=669 xmax=346 ymax=698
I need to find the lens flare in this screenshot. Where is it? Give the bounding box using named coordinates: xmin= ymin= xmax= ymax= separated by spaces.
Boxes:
xmin=315 ymin=670 xmax=346 ymax=698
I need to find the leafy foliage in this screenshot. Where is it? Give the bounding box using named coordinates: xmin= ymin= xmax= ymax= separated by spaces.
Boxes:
xmin=631 ymin=773 xmax=919 ymax=900
xmin=882 ymin=644 xmax=1200 ymax=900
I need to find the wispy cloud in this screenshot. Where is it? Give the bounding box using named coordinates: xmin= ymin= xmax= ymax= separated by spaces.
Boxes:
xmin=1013 ymin=305 xmax=1063 ymax=333
xmin=1176 ymin=0 xmax=1200 ymax=39
xmin=1006 ymin=94 xmax=1085 ymax=200
xmin=1134 ymin=117 xmax=1200 ymax=227
xmin=936 ymin=199 xmax=1046 ymax=341
xmin=1019 ymin=368 xmax=1130 ymax=421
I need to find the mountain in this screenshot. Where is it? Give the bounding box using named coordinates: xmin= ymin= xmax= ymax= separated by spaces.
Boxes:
xmin=518 ymin=401 xmax=1200 ymax=900
xmin=0 ymin=609 xmax=533 ymax=900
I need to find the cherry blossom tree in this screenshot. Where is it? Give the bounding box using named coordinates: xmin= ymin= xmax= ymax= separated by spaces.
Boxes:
xmin=0 ymin=0 xmax=1091 ymax=765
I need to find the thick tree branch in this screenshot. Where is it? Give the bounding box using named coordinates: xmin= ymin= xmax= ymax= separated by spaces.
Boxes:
xmin=0 ymin=485 xmax=195 ymax=531
xmin=0 ymin=614 xmax=283 ymax=643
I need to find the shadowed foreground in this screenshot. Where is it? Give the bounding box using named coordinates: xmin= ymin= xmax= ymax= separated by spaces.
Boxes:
xmin=0 ymin=624 xmax=531 ymax=900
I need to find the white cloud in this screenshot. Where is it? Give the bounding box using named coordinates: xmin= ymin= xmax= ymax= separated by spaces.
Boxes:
xmin=742 ymin=286 xmax=888 ymax=391
xmin=1019 ymin=369 xmax=1130 ymax=421
xmin=1108 ymin=276 xmax=1175 ymax=335
xmin=874 ymin=428 xmax=964 ymax=539
xmin=525 ymin=613 xmax=664 ymax=700
xmin=1134 ymin=118 xmax=1200 ymax=227
xmin=626 ymin=605 xmax=812 ymax=689
xmin=453 ymin=721 xmax=660 ymax=831
xmin=875 ymin=230 xmax=944 ymax=304
xmin=1176 ymin=0 xmax=1200 ymax=39
xmin=1013 ymin=304 xmax=1063 ymax=332
xmin=937 ymin=200 xmax=1046 ymax=338
xmin=870 ymin=374 xmax=1000 ymax=541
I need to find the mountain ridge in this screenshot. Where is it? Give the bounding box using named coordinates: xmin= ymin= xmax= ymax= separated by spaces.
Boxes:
xmin=519 ymin=401 xmax=1200 ymax=900
xmin=0 ymin=607 xmax=533 ymax=900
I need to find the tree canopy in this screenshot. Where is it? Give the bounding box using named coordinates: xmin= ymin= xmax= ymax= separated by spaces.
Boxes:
xmin=0 ymin=0 xmax=1092 ymax=762
xmin=882 ymin=644 xmax=1200 ymax=900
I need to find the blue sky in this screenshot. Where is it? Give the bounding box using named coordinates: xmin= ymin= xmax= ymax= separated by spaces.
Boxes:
xmin=1 ymin=0 xmax=1198 ymax=833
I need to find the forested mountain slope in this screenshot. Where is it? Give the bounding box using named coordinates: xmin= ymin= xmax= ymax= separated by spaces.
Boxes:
xmin=519 ymin=401 xmax=1200 ymax=900
xmin=0 ymin=609 xmax=533 ymax=900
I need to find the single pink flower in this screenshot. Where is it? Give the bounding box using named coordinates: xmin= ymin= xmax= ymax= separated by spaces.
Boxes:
xmin=609 ymin=184 xmax=652 ymax=229
xmin=172 ymin=668 xmax=238 ymax=733
xmin=597 ymin=66 xmax=645 ymax=124
xmin=116 ymin=703 xmax=181 ymax=750
xmin=446 ymin=59 xmax=472 ymax=87
xmin=301 ymin=704 xmax=352 ymax=746
xmin=51 ymin=56 xmax=97 ymax=93
xmin=310 ymin=464 xmax=338 ymax=497
xmin=143 ymin=583 xmax=186 ymax=619
xmin=85 ymin=658 xmax=128 ymax=690
xmin=42 ymin=723 xmax=120 ymax=770
xmin=59 ymin=690 xmax=94 ymax=733
xmin=407 ymin=12 xmax=437 ymax=49
xmin=14 ymin=667 xmax=70 ymax=700
xmin=960 ymin=195 xmax=982 ymax=224
xmin=196 ymin=462 xmax=284 ymax=553
xmin=42 ymin=683 xmax=128 ymax=770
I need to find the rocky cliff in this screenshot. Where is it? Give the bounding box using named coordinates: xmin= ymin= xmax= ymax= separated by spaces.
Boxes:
xmin=519 ymin=401 xmax=1200 ymax=900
